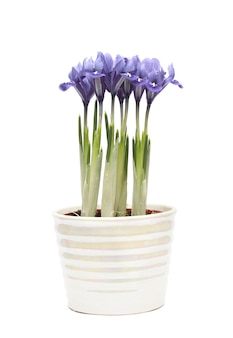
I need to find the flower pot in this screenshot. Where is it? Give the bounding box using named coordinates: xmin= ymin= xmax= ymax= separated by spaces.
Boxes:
xmin=53 ymin=204 xmax=176 ymax=315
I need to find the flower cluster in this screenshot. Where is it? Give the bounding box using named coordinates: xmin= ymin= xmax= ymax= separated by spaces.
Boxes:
xmin=60 ymin=52 xmax=182 ymax=107
xmin=59 ymin=52 xmax=182 ymax=217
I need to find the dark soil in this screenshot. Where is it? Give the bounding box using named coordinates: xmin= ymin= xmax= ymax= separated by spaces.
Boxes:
xmin=65 ymin=209 xmax=162 ymax=217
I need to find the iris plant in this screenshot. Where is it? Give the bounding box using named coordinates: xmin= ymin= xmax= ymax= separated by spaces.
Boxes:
xmin=59 ymin=52 xmax=182 ymax=216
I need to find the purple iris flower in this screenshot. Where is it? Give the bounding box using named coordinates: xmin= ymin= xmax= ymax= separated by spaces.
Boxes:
xmin=145 ymin=61 xmax=183 ymax=105
xmin=120 ymin=55 xmax=140 ymax=99
xmin=121 ymin=55 xmax=140 ymax=80
xmin=122 ymin=56 xmax=151 ymax=103
xmin=59 ymin=53 xmax=183 ymax=107
xmin=95 ymin=52 xmax=127 ymax=96
xmin=132 ymin=58 xmax=152 ymax=103
xmin=59 ymin=63 xmax=94 ymax=107
xmin=83 ymin=55 xmax=106 ymax=103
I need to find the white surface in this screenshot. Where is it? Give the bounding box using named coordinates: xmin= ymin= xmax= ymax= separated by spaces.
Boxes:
xmin=0 ymin=0 xmax=233 ymax=336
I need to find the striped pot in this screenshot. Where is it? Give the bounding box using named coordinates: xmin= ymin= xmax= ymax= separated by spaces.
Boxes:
xmin=54 ymin=204 xmax=176 ymax=315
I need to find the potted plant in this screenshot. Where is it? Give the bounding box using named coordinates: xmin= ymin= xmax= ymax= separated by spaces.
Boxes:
xmin=54 ymin=52 xmax=182 ymax=315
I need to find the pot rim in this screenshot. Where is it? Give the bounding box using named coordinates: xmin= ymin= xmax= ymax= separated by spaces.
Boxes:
xmin=53 ymin=204 xmax=176 ymax=222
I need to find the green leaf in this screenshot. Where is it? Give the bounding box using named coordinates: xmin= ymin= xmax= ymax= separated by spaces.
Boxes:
xmin=78 ymin=115 xmax=83 ymax=150
xmin=101 ymin=142 xmax=118 ymax=217
xmin=92 ymin=100 xmax=98 ymax=144
xmin=114 ymin=132 xmax=129 ymax=215
xmin=80 ymin=102 xmax=103 ymax=216
xmin=105 ymin=112 xmax=109 ymax=140
xmin=131 ymin=130 xmax=150 ymax=216
xmin=106 ymin=124 xmax=114 ymax=162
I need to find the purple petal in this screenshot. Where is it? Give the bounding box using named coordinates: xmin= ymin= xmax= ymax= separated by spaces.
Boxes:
xmin=113 ymin=55 xmax=127 ymax=73
xmin=124 ymin=55 xmax=140 ymax=73
xmin=86 ymin=72 xmax=105 ymax=79
xmin=146 ymin=90 xmax=157 ymax=104
xmin=132 ymin=77 xmax=148 ymax=87
xmin=151 ymin=58 xmax=161 ymax=69
xmin=134 ymin=85 xmax=145 ymax=102
xmin=75 ymin=77 xmax=95 ymax=105
xmin=59 ymin=82 xmax=74 ymax=91
xmin=116 ymin=86 xmax=126 ymax=103
xmin=168 ymin=64 xmax=175 ymax=78
xmin=121 ymin=73 xmax=138 ymax=82
xmin=69 ymin=67 xmax=78 ymax=82
xmin=112 ymin=76 xmax=125 ymax=93
xmin=95 ymin=54 xmax=104 ymax=73
xmin=145 ymin=83 xmax=163 ymax=92
xmin=97 ymin=52 xmax=113 ymax=73
xmin=171 ymin=79 xmax=183 ymax=88
xmin=83 ymin=57 xmax=94 ymax=72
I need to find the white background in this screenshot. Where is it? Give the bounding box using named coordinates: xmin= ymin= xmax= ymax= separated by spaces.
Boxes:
xmin=0 ymin=0 xmax=233 ymax=337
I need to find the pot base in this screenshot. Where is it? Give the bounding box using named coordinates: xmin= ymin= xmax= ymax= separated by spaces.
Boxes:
xmin=65 ymin=273 xmax=168 ymax=315
xmin=68 ymin=304 xmax=164 ymax=316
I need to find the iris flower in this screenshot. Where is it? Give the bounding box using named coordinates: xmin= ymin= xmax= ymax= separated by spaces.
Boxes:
xmin=96 ymin=52 xmax=127 ymax=96
xmin=83 ymin=56 xmax=106 ymax=103
xmin=59 ymin=63 xmax=94 ymax=108
xmin=146 ymin=61 xmax=183 ymax=105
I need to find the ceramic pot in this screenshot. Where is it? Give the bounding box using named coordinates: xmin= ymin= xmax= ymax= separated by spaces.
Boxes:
xmin=53 ymin=204 xmax=176 ymax=315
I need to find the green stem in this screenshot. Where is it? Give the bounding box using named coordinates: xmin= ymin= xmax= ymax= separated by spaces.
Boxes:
xmin=120 ymin=101 xmax=124 ymax=128
xmin=84 ymin=104 xmax=88 ymax=129
xmin=111 ymin=94 xmax=115 ymax=125
xmin=83 ymin=104 xmax=90 ymax=166
xmin=136 ymin=101 xmax=140 ymax=138
xmin=144 ymin=103 xmax=151 ymax=133
xmin=122 ymin=97 xmax=129 ymax=133
xmin=78 ymin=115 xmax=84 ymax=196
xmin=98 ymin=101 xmax=103 ymax=126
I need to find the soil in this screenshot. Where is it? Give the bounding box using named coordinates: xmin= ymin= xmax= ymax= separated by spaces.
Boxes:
xmin=65 ymin=209 xmax=162 ymax=217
